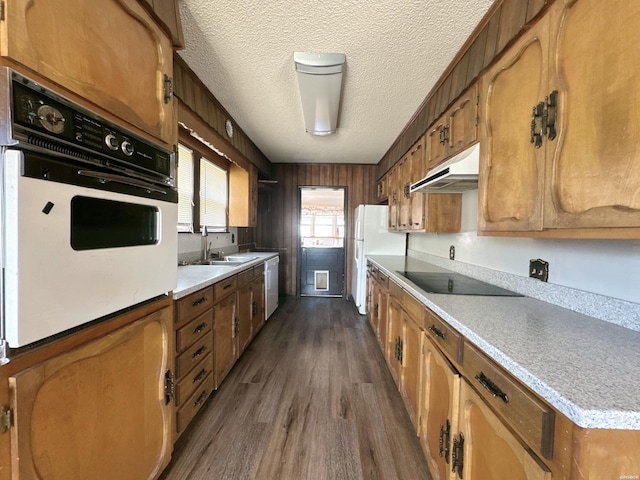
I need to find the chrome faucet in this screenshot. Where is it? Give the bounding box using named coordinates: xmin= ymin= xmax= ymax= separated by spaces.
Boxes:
xmin=201 ymin=226 xmax=210 ymax=261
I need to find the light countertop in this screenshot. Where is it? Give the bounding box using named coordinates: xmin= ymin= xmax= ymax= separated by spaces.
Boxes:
xmin=368 ymin=255 xmax=640 ymax=430
xmin=174 ymin=252 xmax=278 ymax=300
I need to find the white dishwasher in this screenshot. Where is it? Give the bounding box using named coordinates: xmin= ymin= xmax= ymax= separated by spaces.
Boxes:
xmin=264 ymin=256 xmax=279 ymax=320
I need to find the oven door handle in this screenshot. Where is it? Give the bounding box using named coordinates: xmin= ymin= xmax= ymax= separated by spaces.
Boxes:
xmin=77 ymin=170 xmax=168 ymax=195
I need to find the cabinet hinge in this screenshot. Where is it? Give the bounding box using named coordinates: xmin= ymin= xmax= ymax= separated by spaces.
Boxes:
xmin=0 ymin=2 xmax=4 ymax=21
xmin=163 ymin=74 xmax=173 ymax=104
xmin=1 ymin=405 xmax=12 ymax=433
xmin=164 ymin=370 xmax=175 ymax=405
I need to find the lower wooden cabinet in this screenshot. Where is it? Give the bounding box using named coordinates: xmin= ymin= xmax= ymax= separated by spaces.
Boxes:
xmin=386 ymin=296 xmax=404 ymax=387
xmin=8 ymin=305 xmax=174 ymax=480
xmin=455 ymin=379 xmax=551 ymax=480
xmin=214 ymin=292 xmax=237 ymax=388
xmin=419 ymin=336 xmax=461 ymax=480
xmin=400 ymin=306 xmax=423 ymax=431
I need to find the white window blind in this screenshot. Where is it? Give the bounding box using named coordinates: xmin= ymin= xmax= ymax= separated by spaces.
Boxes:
xmin=177 ymin=144 xmax=194 ymax=232
xmin=200 ymin=158 xmax=227 ymax=231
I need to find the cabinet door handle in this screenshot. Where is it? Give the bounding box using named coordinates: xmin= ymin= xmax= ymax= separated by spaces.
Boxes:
xmin=192 ymin=368 xmax=208 ymax=383
xmin=451 ymin=433 xmax=464 ymax=478
xmin=191 ymin=297 xmax=206 ymax=307
xmin=224 ymin=284 xmax=233 ymax=290
xmin=192 ymin=322 xmax=207 ymax=334
xmin=192 ymin=346 xmax=207 ymax=358
xmin=439 ymin=419 xmax=451 ymax=463
xmin=429 ymin=325 xmax=446 ymax=340
xmin=475 ymin=371 xmax=509 ymax=403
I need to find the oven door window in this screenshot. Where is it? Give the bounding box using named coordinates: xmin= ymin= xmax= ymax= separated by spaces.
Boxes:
xmin=71 ymin=196 xmax=159 ymax=250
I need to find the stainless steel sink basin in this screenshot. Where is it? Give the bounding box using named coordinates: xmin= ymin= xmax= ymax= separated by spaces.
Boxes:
xmin=181 ymin=255 xmax=259 ymax=266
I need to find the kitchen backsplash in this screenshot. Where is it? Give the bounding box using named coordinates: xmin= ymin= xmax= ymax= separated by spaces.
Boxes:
xmin=177 ymin=227 xmax=239 ymax=264
xmin=407 ymin=191 xmax=640 ymax=331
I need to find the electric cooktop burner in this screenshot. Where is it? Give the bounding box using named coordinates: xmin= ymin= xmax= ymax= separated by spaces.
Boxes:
xmin=397 ymin=271 xmax=523 ymax=296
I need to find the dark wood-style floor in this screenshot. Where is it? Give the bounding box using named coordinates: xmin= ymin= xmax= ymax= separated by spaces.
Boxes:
xmin=160 ymin=297 xmax=431 ymax=480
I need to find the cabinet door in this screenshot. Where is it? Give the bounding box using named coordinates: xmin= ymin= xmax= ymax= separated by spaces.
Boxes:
xmin=448 ymin=84 xmax=478 ymax=155
xmin=409 ymin=192 xmax=426 ymax=231
xmin=251 ymin=276 xmax=265 ymax=334
xmin=249 ymin=165 xmax=259 ymax=227
xmin=398 ymin=157 xmax=411 ymax=231
xmin=409 ymin=136 xmax=426 ymax=184
xmin=426 ymin=120 xmax=449 ymax=170
xmin=237 ymin=283 xmax=253 ymax=354
xmin=1 ymin=0 xmax=175 ymax=145
xmin=386 ymin=298 xmax=404 ymax=387
xmin=214 ymin=294 xmax=237 ymax=388
xmin=388 ymin=165 xmax=399 ymax=231
xmin=376 ymin=173 xmax=389 ymax=203
xmin=9 ymin=307 xmax=174 ymax=480
xmin=544 ymin=0 xmax=640 ymax=230
xmin=400 ymin=314 xmax=423 ymax=432
xmin=456 ymin=380 xmax=551 ymax=480
xmin=377 ymin=283 xmax=389 ymax=352
xmin=420 ymin=337 xmax=461 ymax=480
xmin=478 ymin=15 xmax=550 ymax=233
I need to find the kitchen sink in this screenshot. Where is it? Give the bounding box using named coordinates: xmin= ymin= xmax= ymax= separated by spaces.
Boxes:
xmin=181 ymin=256 xmax=259 ymax=266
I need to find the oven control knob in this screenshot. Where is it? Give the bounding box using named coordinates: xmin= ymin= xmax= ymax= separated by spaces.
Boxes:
xmin=105 ymin=133 xmax=119 ymax=151
xmin=121 ymin=140 xmax=134 ymax=157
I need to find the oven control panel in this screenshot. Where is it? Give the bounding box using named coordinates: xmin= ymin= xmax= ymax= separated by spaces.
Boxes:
xmin=8 ymin=72 xmax=175 ymax=187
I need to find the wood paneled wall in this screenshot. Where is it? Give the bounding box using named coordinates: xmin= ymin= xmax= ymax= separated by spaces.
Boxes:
xmin=376 ymin=0 xmax=551 ymax=178
xmin=256 ymin=164 xmax=380 ymax=297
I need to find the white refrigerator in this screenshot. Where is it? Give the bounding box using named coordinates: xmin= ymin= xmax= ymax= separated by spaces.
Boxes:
xmin=352 ymin=205 xmax=406 ymax=314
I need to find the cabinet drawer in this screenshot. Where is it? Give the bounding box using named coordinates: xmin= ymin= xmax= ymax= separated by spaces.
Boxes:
xmin=463 ymin=342 xmax=555 ymax=459
xmin=176 ymin=372 xmax=214 ymax=435
xmin=176 ymin=310 xmax=212 ymax=352
xmin=377 ymin=270 xmax=390 ymax=288
xmin=176 ymin=330 xmax=213 ymax=377
xmin=400 ymin=290 xmax=423 ymax=324
xmin=424 ymin=308 xmax=463 ymax=364
xmin=237 ymin=267 xmax=254 ymax=286
xmin=214 ymin=276 xmax=237 ymax=300
xmin=388 ymin=279 xmax=403 ymax=299
xmin=175 ymin=352 xmax=214 ymax=405
xmin=175 ymin=287 xmax=214 ymax=326
xmin=253 ymin=264 xmax=265 ymax=278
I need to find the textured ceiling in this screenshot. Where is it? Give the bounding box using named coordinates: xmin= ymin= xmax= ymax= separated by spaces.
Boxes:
xmin=178 ymin=0 xmax=494 ymax=164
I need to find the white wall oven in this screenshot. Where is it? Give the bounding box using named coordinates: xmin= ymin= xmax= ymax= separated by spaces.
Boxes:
xmin=0 ymin=68 xmax=178 ymax=355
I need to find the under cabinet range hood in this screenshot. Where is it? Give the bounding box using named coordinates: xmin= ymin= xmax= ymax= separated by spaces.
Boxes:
xmin=411 ymin=143 xmax=480 ymax=193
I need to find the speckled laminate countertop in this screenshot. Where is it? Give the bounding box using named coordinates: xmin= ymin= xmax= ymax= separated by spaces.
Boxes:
xmin=174 ymin=252 xmax=278 ymax=300
xmin=368 ymin=255 xmax=640 ymax=430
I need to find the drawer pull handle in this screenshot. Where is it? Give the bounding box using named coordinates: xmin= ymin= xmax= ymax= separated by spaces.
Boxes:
xmin=194 ymin=390 xmax=208 ymax=407
xmin=475 ymin=372 xmax=509 ymax=403
xmin=223 ymin=284 xmax=232 ymax=290
xmin=191 ymin=297 xmax=206 ymax=307
xmin=192 ymin=346 xmax=207 ymax=358
xmin=429 ymin=325 xmax=446 ymax=340
xmin=193 ymin=368 xmax=207 ymax=383
xmin=192 ymin=322 xmax=207 ymax=334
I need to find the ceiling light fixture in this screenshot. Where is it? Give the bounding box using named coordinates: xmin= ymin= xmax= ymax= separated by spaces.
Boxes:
xmin=294 ymin=52 xmax=346 ymax=136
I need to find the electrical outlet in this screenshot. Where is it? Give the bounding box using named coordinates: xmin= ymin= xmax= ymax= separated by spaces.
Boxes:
xmin=449 ymin=245 xmax=455 ymax=260
xmin=529 ymin=258 xmax=549 ymax=282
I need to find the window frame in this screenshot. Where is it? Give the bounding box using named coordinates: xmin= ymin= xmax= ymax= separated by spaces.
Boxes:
xmin=177 ymin=128 xmax=230 ymax=233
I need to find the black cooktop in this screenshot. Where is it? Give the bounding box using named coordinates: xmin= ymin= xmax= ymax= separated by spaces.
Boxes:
xmin=396 ymin=271 xmax=523 ymax=296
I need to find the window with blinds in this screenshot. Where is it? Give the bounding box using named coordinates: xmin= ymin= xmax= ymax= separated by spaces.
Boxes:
xmin=177 ymin=144 xmax=194 ymax=232
xmin=200 ymin=158 xmax=227 ymax=231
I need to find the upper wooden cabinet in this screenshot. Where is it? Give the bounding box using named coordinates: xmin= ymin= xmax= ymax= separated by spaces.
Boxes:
xmin=0 ymin=0 xmax=176 ymax=146
xmin=425 ymin=84 xmax=479 ymax=173
xmin=229 ymin=164 xmax=258 ymax=227
xmin=479 ymin=0 xmax=640 ymax=238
